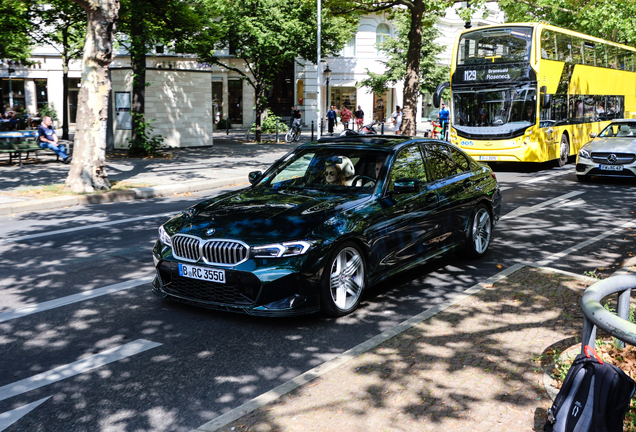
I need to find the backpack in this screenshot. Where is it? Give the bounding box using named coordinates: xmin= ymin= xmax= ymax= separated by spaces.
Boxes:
xmin=545 ymin=345 xmax=635 ymax=432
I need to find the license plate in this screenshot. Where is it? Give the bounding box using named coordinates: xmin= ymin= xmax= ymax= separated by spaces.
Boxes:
xmin=479 ymin=156 xmax=498 ymax=161
xmin=178 ymin=263 xmax=226 ymax=283
xmin=599 ymin=164 xmax=623 ymax=171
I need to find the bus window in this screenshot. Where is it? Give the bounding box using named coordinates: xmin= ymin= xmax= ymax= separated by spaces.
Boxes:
xmin=571 ymin=38 xmax=583 ymax=64
xmin=620 ymin=50 xmax=633 ymax=71
xmin=595 ymin=44 xmax=607 ymax=67
xmin=607 ymin=45 xmax=619 ymax=69
xmin=556 ymin=33 xmax=572 ymax=62
xmin=541 ymin=30 xmax=556 ymax=60
xmin=583 ymin=41 xmax=595 ymax=66
xmin=457 ymin=27 xmax=532 ymax=65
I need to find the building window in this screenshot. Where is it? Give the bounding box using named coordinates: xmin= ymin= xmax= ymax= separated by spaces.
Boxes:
xmin=1 ymin=78 xmax=25 ymax=112
xmin=376 ymin=24 xmax=390 ymax=56
xmin=35 ymin=79 xmax=48 ymax=112
xmin=341 ymin=36 xmax=356 ymax=57
xmin=330 ymin=87 xmax=356 ymax=110
xmin=212 ymin=81 xmax=223 ymax=123
xmin=68 ymin=78 xmax=81 ymax=123
xmin=228 ymin=80 xmax=243 ymax=123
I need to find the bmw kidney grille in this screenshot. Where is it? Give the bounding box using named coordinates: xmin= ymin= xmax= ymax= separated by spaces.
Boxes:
xmin=172 ymin=235 xmax=249 ymax=265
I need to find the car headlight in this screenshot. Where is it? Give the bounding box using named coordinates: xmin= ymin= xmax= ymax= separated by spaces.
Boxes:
xmin=252 ymin=241 xmax=311 ymax=258
xmin=158 ymin=225 xmax=172 ymax=247
xmin=579 ymin=148 xmax=591 ymax=159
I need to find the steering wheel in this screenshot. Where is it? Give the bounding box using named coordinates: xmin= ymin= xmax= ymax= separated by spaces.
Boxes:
xmin=351 ymin=175 xmax=376 ymax=187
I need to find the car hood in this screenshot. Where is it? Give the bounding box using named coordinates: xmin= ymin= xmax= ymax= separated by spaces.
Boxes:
xmin=587 ymin=137 xmax=636 ymax=153
xmin=174 ymin=188 xmax=369 ymax=244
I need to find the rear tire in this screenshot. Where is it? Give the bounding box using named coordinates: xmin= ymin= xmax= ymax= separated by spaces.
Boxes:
xmin=464 ymin=204 xmax=492 ymax=259
xmin=556 ymin=134 xmax=569 ymax=167
xmin=321 ymin=241 xmax=366 ymax=317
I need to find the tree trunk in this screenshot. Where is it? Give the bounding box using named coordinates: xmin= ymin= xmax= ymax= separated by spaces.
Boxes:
xmin=130 ymin=19 xmax=146 ymax=150
xmin=401 ymin=1 xmax=425 ymax=136
xmin=62 ymin=28 xmax=70 ymax=141
xmin=66 ymin=0 xmax=118 ymax=193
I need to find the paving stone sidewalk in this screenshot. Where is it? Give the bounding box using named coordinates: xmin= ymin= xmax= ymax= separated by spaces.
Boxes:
xmin=211 ymin=266 xmax=594 ymax=432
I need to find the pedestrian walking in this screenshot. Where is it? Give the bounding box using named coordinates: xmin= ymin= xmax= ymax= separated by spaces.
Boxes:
xmin=327 ymin=105 xmax=337 ymax=135
xmin=391 ymin=106 xmax=402 ymax=135
xmin=439 ymin=103 xmax=450 ymax=140
xmin=340 ymin=106 xmax=352 ymax=130
xmin=354 ymin=106 xmax=364 ymax=130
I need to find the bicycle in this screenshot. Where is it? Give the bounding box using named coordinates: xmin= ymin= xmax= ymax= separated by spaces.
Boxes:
xmin=285 ymin=123 xmax=301 ymax=143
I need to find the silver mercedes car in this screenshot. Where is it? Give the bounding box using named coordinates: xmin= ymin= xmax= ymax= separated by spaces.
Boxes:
xmin=576 ymin=120 xmax=636 ymax=181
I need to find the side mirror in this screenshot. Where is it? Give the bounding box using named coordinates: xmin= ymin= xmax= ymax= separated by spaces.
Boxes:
xmin=248 ymin=171 xmax=262 ymax=185
xmin=393 ymin=178 xmax=422 ymax=194
xmin=589 ymin=132 xmax=597 ymax=138
xmin=540 ymin=85 xmax=551 ymax=109
xmin=433 ymin=82 xmax=450 ymax=108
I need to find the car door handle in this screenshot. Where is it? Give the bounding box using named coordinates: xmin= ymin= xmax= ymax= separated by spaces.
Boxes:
xmin=425 ymin=193 xmax=437 ymax=204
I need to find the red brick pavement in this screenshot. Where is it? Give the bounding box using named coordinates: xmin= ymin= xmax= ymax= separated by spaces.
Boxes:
xmin=211 ymin=266 xmax=594 ymax=432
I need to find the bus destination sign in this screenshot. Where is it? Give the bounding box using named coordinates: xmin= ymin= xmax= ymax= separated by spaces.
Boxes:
xmin=453 ymin=63 xmax=536 ymax=85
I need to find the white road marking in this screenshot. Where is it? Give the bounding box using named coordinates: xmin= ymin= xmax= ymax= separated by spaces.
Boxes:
xmin=536 ymin=219 xmax=636 ymax=266
xmin=520 ymin=170 xmax=569 ymax=184
xmin=0 ymin=340 xmax=162 ymax=403
xmin=501 ymin=191 xmax=585 ymax=220
xmin=0 ymin=397 xmax=51 ymax=432
xmin=0 ymin=212 xmax=175 ymax=244
xmin=0 ymin=275 xmax=154 ymax=323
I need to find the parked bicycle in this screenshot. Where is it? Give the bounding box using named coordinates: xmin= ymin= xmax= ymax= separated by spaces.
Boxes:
xmin=285 ymin=122 xmax=301 ymax=143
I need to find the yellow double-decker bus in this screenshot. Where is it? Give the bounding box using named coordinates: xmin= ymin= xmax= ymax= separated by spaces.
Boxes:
xmin=440 ymin=23 xmax=636 ymax=165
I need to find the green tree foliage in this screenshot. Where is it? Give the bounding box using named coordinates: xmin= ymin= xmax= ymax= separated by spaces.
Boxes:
xmin=192 ymin=0 xmax=357 ymax=142
xmin=31 ymin=0 xmax=86 ymax=139
xmin=358 ymin=13 xmax=449 ymax=99
xmin=117 ymin=0 xmax=201 ymax=156
xmin=329 ymin=0 xmax=450 ymax=136
xmin=466 ymin=0 xmax=636 ymax=46
xmin=0 ymin=0 xmax=33 ymax=62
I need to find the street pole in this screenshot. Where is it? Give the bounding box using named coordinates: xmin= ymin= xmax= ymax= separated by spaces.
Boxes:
xmin=316 ymin=0 xmax=322 ymax=140
xmin=8 ymin=67 xmax=15 ymax=110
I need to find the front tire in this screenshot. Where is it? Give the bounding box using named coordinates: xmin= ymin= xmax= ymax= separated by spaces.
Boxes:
xmin=284 ymin=129 xmax=294 ymax=143
xmin=556 ymin=134 xmax=569 ymax=167
xmin=321 ymin=241 xmax=366 ymax=317
xmin=464 ymin=204 xmax=492 ymax=258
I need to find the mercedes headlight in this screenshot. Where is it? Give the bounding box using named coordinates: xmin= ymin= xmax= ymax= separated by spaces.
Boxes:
xmin=158 ymin=225 xmax=172 ymax=247
xmin=579 ymin=148 xmax=591 ymax=159
xmin=252 ymin=241 xmax=312 ymax=258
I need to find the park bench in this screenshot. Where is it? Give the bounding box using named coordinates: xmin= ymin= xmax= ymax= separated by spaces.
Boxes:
xmin=0 ymin=131 xmax=71 ymax=166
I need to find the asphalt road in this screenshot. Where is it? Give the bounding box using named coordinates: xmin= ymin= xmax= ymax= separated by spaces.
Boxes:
xmin=0 ymin=163 xmax=635 ymax=432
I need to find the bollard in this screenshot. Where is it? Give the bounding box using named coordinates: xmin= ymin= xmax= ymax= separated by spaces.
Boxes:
xmin=381 ymin=122 xmax=384 ymax=135
xmin=311 ymin=121 xmax=314 ymax=141
xmin=276 ymin=119 xmax=279 ymax=143
xmin=321 ymin=118 xmax=324 ymax=134
xmin=226 ymin=117 xmax=229 ymax=135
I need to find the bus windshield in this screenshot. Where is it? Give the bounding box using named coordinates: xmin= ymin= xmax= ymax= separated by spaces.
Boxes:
xmin=452 ymin=85 xmax=537 ymax=136
xmin=458 ymin=27 xmax=533 ymax=65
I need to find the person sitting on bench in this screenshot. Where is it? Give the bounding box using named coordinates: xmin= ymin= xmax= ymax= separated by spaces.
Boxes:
xmin=38 ymin=116 xmax=71 ymax=164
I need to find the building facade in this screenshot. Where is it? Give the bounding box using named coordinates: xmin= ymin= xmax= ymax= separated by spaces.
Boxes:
xmin=0 ymin=4 xmax=504 ymax=148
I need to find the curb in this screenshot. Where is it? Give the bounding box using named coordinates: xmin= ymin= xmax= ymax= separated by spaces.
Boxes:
xmin=0 ymin=176 xmax=248 ymax=216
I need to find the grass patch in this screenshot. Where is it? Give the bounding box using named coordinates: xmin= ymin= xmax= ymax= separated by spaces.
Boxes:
xmin=2 ymin=180 xmax=155 ymax=199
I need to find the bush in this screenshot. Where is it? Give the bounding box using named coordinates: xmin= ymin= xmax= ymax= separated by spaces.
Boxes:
xmin=251 ymin=109 xmax=288 ymax=133
xmin=216 ymin=119 xmax=231 ymax=129
xmin=127 ymin=113 xmax=165 ymax=157
xmin=39 ymin=103 xmax=58 ymax=121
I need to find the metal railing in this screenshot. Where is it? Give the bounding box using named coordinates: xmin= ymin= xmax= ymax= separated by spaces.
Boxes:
xmin=580 ymin=274 xmax=636 ymax=353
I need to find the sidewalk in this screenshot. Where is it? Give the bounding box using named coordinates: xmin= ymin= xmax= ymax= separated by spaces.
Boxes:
xmin=0 ymin=131 xmax=309 ymax=215
xmin=197 ymin=264 xmax=604 ymax=432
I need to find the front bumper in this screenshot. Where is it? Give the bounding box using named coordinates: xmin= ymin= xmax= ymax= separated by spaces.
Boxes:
xmin=152 ymin=242 xmax=323 ymax=317
xmin=575 ymin=158 xmax=636 ymax=178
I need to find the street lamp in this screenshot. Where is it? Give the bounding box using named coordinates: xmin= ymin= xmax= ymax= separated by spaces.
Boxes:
xmin=324 ymin=64 xmax=332 ymax=112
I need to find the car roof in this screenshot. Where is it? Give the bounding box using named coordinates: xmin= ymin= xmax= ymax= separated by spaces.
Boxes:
xmin=304 ymin=136 xmax=448 ymax=151
xmin=609 ymin=119 xmax=636 ymax=124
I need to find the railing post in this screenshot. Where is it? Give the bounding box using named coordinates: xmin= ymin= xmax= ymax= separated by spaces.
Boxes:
xmin=617 ymin=288 xmax=632 ymax=348
xmin=580 ymin=317 xmax=597 ymax=354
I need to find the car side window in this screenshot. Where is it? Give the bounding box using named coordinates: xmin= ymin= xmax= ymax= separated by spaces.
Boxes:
xmin=450 ymin=146 xmax=470 ymax=172
xmin=424 ymin=143 xmax=459 ymax=181
xmin=388 ymin=146 xmax=427 ymax=191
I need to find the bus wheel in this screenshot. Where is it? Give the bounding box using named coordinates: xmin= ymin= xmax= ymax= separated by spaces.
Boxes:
xmin=556 ymin=135 xmax=569 ymax=167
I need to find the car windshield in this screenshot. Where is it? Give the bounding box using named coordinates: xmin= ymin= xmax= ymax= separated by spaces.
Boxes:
xmin=598 ymin=122 xmax=636 ymax=138
xmin=458 ymin=27 xmax=533 ymax=65
xmin=453 ymin=85 xmax=537 ymax=136
xmin=254 ymin=147 xmax=389 ymax=193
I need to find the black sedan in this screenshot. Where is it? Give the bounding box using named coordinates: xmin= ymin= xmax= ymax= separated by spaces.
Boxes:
xmin=152 ymin=136 xmax=502 ymax=317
